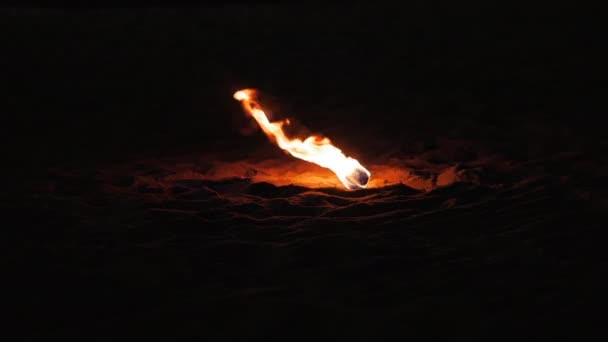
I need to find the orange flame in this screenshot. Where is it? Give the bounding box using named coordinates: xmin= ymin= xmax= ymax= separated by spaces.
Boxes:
xmin=233 ymin=89 xmax=371 ymax=190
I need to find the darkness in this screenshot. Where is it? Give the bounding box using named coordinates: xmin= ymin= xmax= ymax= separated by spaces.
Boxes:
xmin=4 ymin=3 xmax=608 ymax=340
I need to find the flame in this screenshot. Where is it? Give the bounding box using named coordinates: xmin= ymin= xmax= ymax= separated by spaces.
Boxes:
xmin=233 ymin=89 xmax=371 ymax=190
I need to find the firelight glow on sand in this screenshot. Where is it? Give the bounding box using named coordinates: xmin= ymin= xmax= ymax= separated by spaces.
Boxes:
xmin=233 ymin=89 xmax=371 ymax=190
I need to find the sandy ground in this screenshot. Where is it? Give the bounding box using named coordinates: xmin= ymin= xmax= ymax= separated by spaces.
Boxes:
xmin=8 ymin=137 xmax=608 ymax=339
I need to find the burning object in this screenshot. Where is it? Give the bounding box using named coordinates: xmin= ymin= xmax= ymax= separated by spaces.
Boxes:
xmin=233 ymin=89 xmax=371 ymax=190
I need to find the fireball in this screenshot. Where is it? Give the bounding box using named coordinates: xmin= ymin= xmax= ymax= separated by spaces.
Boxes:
xmin=233 ymin=89 xmax=370 ymax=190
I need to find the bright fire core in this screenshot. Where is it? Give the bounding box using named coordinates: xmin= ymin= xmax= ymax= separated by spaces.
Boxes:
xmin=233 ymin=89 xmax=371 ymax=190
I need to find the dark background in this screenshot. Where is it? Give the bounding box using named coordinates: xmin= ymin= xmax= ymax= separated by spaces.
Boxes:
xmin=4 ymin=3 xmax=608 ymax=340
xmin=3 ymin=4 xmax=606 ymax=171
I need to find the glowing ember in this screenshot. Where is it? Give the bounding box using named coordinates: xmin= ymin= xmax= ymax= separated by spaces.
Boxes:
xmin=233 ymin=89 xmax=371 ymax=190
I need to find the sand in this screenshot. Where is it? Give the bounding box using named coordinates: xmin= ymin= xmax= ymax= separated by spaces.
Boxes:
xmin=7 ymin=138 xmax=607 ymax=339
